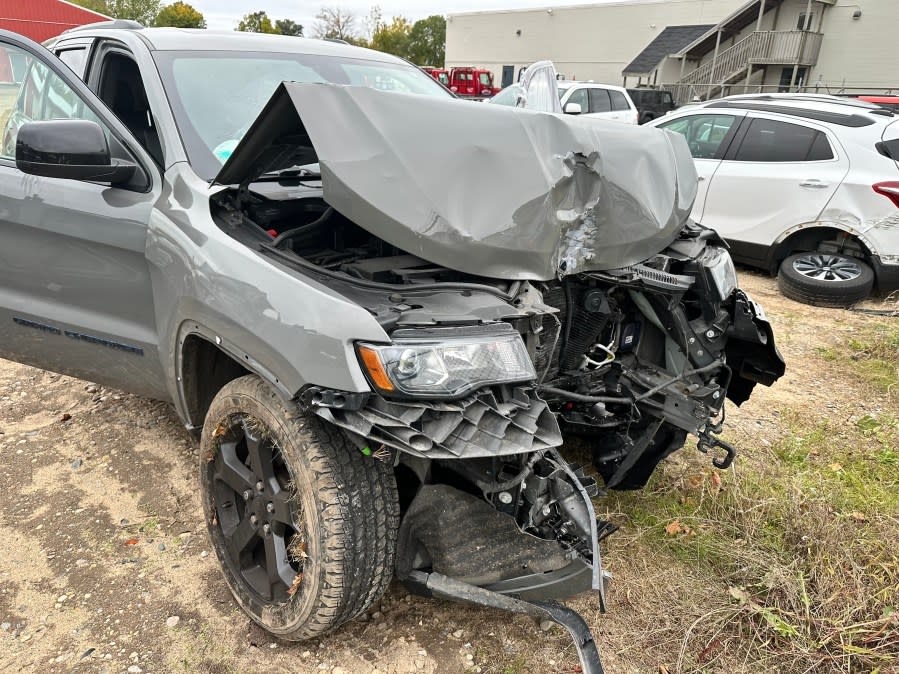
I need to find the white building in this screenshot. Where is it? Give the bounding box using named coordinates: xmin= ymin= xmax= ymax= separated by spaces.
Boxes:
xmin=446 ymin=0 xmax=898 ymax=102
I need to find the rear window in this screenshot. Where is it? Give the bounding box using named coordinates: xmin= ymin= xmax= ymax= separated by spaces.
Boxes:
xmin=733 ymin=118 xmax=834 ymax=162
xmin=589 ymin=88 xmax=611 ymax=113
xmin=609 ymin=90 xmax=630 ymax=111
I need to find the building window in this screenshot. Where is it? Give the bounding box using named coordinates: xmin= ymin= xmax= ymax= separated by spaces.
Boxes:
xmin=797 ymin=12 xmax=814 ymax=30
xmin=778 ymin=66 xmax=807 ymax=91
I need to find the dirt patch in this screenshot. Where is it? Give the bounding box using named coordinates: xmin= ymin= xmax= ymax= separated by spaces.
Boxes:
xmin=0 ymin=272 xmax=895 ymax=673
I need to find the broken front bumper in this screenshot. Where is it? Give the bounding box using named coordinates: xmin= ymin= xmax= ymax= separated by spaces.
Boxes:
xmin=725 ymin=291 xmax=786 ymax=406
xmin=313 ymin=386 xmax=562 ymax=459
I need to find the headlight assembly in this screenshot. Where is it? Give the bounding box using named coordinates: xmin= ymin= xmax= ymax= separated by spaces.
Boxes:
xmin=703 ymin=246 xmax=738 ymax=301
xmin=357 ymin=333 xmax=535 ymax=397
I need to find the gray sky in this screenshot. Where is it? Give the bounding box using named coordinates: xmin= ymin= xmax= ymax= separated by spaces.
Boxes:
xmin=193 ymin=0 xmax=618 ymax=32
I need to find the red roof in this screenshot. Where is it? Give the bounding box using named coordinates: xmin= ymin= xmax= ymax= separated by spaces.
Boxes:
xmin=0 ymin=0 xmax=110 ymax=43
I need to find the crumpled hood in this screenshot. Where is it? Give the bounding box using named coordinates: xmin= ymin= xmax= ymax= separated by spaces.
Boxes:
xmin=215 ymin=82 xmax=698 ymax=280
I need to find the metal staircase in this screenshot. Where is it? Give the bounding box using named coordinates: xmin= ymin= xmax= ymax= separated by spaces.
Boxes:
xmin=670 ymin=30 xmax=823 ymax=104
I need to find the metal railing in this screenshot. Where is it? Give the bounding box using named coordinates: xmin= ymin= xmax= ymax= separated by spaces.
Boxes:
xmin=661 ymin=82 xmax=899 ymax=106
xmin=672 ymin=31 xmax=823 ymax=104
xmin=750 ymin=31 xmax=823 ymax=66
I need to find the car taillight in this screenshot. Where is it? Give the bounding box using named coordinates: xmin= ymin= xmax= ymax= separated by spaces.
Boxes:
xmin=873 ymin=181 xmax=899 ymax=208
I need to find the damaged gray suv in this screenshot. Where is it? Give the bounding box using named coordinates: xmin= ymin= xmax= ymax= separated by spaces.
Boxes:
xmin=0 ymin=26 xmax=784 ymax=670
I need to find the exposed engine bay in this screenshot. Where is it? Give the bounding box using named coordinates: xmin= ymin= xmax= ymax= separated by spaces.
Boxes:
xmin=213 ymin=172 xmax=785 ymax=674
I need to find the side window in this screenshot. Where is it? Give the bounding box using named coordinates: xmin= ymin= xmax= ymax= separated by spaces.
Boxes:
xmin=565 ymin=87 xmax=589 ymax=111
xmin=733 ymin=118 xmax=833 ymax=162
xmin=56 ymin=48 xmax=88 ymax=78
xmin=0 ymin=44 xmax=102 ymax=159
xmin=659 ymin=114 xmax=738 ymax=159
xmin=96 ymin=50 xmax=163 ymax=165
xmin=589 ymin=88 xmax=611 ymax=113
xmin=609 ymin=90 xmax=630 ymax=111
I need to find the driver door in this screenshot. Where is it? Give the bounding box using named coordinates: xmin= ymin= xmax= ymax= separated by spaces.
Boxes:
xmin=655 ymin=111 xmax=744 ymax=223
xmin=0 ymin=31 xmax=167 ymax=398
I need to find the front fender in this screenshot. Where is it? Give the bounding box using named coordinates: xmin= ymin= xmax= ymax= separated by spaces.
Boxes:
xmin=149 ymin=165 xmax=388 ymax=425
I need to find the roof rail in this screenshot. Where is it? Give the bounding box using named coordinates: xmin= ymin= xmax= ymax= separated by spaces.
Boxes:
xmin=705 ymin=100 xmax=878 ymax=127
xmin=726 ymin=93 xmax=883 ymax=111
xmin=64 ymin=19 xmax=144 ymax=34
xmin=322 ymin=37 xmax=349 ymax=45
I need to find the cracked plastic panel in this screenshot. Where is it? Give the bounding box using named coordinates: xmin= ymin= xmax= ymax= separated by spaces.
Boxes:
xmin=314 ymin=387 xmax=563 ymax=459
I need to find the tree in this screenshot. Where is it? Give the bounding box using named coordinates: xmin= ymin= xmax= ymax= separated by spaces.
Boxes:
xmin=154 ymin=1 xmax=205 ymax=28
xmin=406 ymin=15 xmax=446 ymax=67
xmin=362 ymin=5 xmax=383 ymax=42
xmin=71 ymin=0 xmax=161 ymax=25
xmin=236 ymin=11 xmax=278 ymax=34
xmin=313 ymin=6 xmax=359 ymax=42
xmin=274 ymin=19 xmax=304 ymax=37
xmin=369 ymin=16 xmax=411 ymax=59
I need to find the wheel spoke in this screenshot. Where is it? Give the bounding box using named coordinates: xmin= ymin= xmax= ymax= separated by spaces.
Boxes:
xmin=216 ymin=441 xmax=254 ymax=494
xmin=793 ymin=254 xmax=862 ymax=282
xmin=265 ymin=532 xmax=296 ymax=591
xmin=268 ymin=491 xmax=294 ymax=526
xmin=242 ymin=420 xmax=275 ymax=483
xmin=224 ymin=516 xmax=258 ymax=560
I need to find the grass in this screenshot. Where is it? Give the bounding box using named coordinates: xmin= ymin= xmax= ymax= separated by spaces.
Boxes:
xmin=603 ymin=319 xmax=899 ymax=672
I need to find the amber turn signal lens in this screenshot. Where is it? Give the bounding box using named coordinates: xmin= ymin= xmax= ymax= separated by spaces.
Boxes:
xmin=358 ymin=346 xmax=395 ymax=392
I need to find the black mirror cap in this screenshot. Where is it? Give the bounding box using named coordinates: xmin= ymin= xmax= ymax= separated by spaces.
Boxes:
xmin=15 ymin=119 xmax=135 ymax=184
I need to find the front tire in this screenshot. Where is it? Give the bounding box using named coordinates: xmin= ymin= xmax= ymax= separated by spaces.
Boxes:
xmin=199 ymin=375 xmax=399 ymax=640
xmin=777 ymin=252 xmax=874 ymax=308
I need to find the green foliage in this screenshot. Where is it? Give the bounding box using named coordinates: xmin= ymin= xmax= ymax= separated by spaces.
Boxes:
xmin=369 ymin=16 xmax=411 ymax=59
xmin=235 ymin=11 xmax=303 ymax=36
xmin=154 ymin=1 xmax=205 ymax=28
xmin=407 ymin=15 xmax=446 ymax=66
xmin=71 ymin=0 xmax=161 ymax=25
xmin=364 ymin=13 xmax=446 ymax=65
xmin=274 ymin=19 xmax=304 ymax=37
xmin=236 ymin=10 xmax=278 ymax=34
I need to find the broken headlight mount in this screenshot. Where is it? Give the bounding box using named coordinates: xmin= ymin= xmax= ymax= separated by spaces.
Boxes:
xmin=356 ymin=324 xmax=535 ymax=398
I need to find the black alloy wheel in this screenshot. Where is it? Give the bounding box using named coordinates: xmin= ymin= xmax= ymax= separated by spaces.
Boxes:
xmin=211 ymin=415 xmax=301 ymax=603
xmin=200 ymin=375 xmax=399 ymax=641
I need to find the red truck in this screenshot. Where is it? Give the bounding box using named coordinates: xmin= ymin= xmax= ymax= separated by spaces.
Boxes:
xmin=448 ymin=67 xmax=499 ymax=99
xmin=422 ymin=66 xmax=450 ymax=87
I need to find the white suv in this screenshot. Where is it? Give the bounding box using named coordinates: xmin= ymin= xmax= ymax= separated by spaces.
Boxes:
xmin=558 ymin=81 xmax=639 ymax=124
xmin=647 ymin=94 xmax=899 ymax=306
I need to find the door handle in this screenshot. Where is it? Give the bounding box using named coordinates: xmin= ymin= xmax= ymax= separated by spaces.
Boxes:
xmin=698 ymin=176 xmax=706 ymax=181
xmin=799 ymin=180 xmax=829 ymax=188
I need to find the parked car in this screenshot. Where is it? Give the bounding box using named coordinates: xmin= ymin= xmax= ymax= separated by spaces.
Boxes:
xmin=647 ymin=94 xmax=899 ymax=307
xmin=0 ymin=26 xmax=783 ymax=671
xmin=558 ymin=81 xmax=639 ymax=124
xmin=627 ymin=87 xmax=677 ymax=124
xmin=492 ymin=79 xmax=639 ymax=125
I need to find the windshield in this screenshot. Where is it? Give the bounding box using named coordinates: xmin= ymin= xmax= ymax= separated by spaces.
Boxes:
xmin=489 ymin=84 xmax=521 ymax=106
xmin=153 ymin=50 xmax=451 ymax=180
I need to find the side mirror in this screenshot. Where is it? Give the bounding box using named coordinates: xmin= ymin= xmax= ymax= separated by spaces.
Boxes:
xmin=16 ymin=119 xmax=136 ymax=184
xmin=563 ymin=102 xmax=582 ymax=115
